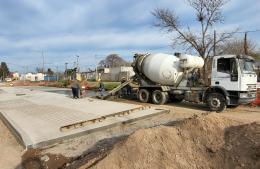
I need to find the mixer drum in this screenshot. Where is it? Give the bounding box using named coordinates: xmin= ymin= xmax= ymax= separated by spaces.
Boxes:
xmin=139 ymin=53 xmax=204 ymax=86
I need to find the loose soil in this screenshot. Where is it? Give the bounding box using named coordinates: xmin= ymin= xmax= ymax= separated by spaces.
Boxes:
xmin=0 ymin=118 xmax=23 ymax=169
xmin=90 ymin=114 xmax=260 ymax=169
xmin=1 ymin=96 xmax=259 ymax=169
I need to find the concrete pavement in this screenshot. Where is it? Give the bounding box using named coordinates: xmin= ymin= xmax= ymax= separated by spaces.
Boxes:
xmin=0 ymin=87 xmax=169 ymax=148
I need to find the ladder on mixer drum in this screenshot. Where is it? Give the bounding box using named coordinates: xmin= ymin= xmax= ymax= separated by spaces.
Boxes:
xmin=98 ymin=79 xmax=133 ymax=99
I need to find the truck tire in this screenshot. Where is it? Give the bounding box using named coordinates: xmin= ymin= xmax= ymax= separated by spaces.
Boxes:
xmin=152 ymin=90 xmax=168 ymax=105
xmin=207 ymin=93 xmax=226 ymax=112
xmin=138 ymin=89 xmax=150 ymax=103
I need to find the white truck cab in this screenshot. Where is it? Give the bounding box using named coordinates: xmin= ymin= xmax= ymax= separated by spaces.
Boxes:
xmin=210 ymin=55 xmax=257 ymax=106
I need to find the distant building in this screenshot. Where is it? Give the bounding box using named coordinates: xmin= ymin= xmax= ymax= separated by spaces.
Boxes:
xmin=10 ymin=72 xmax=19 ymax=80
xmin=81 ymin=66 xmax=135 ymax=82
xmin=110 ymin=66 xmax=135 ymax=81
xmin=82 ymin=67 xmax=111 ymax=81
xmin=20 ymin=73 xmax=45 ymax=81
xmin=4 ymin=78 xmax=12 ymax=82
xmin=81 ymin=70 xmax=96 ymax=81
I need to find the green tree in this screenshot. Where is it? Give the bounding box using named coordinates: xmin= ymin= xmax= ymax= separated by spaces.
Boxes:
xmin=65 ymin=68 xmax=77 ymax=80
xmin=47 ymin=68 xmax=54 ymax=76
xmin=0 ymin=62 xmax=10 ymax=80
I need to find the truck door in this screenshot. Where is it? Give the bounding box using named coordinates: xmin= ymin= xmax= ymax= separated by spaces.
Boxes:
xmin=212 ymin=57 xmax=240 ymax=91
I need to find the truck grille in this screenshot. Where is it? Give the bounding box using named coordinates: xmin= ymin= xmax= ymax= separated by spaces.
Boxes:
xmin=247 ymin=84 xmax=257 ymax=91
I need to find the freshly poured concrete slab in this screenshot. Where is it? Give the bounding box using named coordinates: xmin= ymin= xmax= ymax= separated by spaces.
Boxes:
xmin=0 ymin=87 xmax=169 ymax=148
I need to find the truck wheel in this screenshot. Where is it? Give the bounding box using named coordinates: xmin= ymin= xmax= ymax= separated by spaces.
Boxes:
xmin=207 ymin=93 xmax=226 ymax=112
xmin=138 ymin=89 xmax=150 ymax=103
xmin=152 ymin=90 xmax=168 ymax=105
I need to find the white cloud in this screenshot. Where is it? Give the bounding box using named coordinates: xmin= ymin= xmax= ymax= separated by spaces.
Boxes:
xmin=1 ymin=28 xmax=170 ymax=51
xmin=1 ymin=0 xmax=260 ymax=72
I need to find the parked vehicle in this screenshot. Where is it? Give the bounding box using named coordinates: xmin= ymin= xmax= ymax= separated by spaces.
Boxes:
xmin=131 ymin=53 xmax=257 ymax=112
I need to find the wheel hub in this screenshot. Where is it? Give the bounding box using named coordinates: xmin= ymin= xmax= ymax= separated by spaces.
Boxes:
xmin=141 ymin=92 xmax=146 ymax=99
xmin=211 ymin=98 xmax=221 ymax=108
xmin=155 ymin=93 xmax=162 ymax=101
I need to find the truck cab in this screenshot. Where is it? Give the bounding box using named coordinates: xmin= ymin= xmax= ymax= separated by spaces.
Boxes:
xmin=210 ymin=55 xmax=257 ymax=106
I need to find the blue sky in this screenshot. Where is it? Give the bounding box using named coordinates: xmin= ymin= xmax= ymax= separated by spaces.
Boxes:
xmin=0 ymin=0 xmax=260 ymax=73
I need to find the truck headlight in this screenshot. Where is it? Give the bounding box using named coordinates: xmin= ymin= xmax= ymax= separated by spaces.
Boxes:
xmin=239 ymin=93 xmax=248 ymax=98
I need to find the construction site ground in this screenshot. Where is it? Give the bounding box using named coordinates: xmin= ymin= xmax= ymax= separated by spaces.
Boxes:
xmin=0 ymin=88 xmax=260 ymax=169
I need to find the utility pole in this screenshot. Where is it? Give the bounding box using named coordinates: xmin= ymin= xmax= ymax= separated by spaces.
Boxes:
xmin=244 ymin=32 xmax=248 ymax=55
xmin=23 ymin=66 xmax=28 ymax=82
xmin=95 ymin=55 xmax=98 ymax=81
xmin=56 ymin=65 xmax=58 ymax=73
xmin=65 ymin=62 xmax=68 ymax=79
xmin=42 ymin=50 xmax=45 ymax=74
xmin=213 ymin=30 xmax=216 ymax=56
xmin=76 ymin=55 xmax=79 ymax=72
xmin=56 ymin=65 xmax=59 ymax=81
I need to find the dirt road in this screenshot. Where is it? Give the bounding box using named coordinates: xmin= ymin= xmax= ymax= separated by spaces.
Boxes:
xmin=116 ymin=98 xmax=260 ymax=123
xmin=0 ymin=98 xmax=259 ymax=169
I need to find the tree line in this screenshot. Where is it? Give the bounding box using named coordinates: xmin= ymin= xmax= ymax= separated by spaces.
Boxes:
xmin=0 ymin=62 xmax=9 ymax=80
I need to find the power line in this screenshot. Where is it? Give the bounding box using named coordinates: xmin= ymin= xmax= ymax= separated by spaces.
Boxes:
xmin=233 ymin=29 xmax=260 ymax=34
xmin=221 ymin=29 xmax=260 ymax=35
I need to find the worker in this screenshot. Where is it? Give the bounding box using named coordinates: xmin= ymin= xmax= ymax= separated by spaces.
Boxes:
xmin=71 ymin=79 xmax=81 ymax=99
xmin=98 ymin=79 xmax=105 ymax=98
xmin=126 ymin=83 xmax=132 ymax=95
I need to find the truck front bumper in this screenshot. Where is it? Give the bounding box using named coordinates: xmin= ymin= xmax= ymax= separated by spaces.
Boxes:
xmin=239 ymin=91 xmax=257 ymax=104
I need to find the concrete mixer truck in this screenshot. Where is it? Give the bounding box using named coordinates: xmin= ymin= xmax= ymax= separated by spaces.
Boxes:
xmin=130 ymin=53 xmax=257 ymax=112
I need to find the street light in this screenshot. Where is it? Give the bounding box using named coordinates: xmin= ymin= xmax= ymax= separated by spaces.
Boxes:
xmin=32 ymin=50 xmax=45 ymax=73
xmin=65 ymin=62 xmax=68 ymax=80
xmin=76 ymin=55 xmax=79 ymax=72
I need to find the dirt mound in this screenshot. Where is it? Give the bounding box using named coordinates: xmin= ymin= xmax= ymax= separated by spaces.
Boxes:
xmin=90 ymin=114 xmax=260 ymax=169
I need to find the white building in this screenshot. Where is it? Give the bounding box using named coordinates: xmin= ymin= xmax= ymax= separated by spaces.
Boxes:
xmin=12 ymin=72 xmax=20 ymax=80
xmin=21 ymin=73 xmax=45 ymax=81
xmin=110 ymin=66 xmax=135 ymax=81
xmin=82 ymin=67 xmax=111 ymax=81
xmin=82 ymin=66 xmax=135 ymax=81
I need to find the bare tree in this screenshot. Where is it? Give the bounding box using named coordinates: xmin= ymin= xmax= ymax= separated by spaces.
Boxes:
xmin=99 ymin=54 xmax=129 ymax=68
xmin=153 ymin=0 xmax=236 ymax=59
xmin=218 ymin=38 xmax=258 ymax=55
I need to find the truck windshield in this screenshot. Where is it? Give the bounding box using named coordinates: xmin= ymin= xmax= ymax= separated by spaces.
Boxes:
xmin=239 ymin=59 xmax=254 ymax=72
